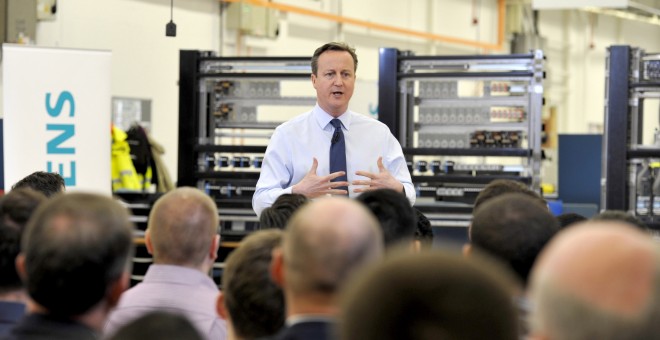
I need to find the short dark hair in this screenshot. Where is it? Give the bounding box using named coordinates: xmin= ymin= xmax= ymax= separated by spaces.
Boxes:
xmin=414 ymin=209 xmax=434 ymax=249
xmin=222 ymin=229 xmax=285 ymax=339
xmin=12 ymin=171 xmax=65 ymax=198
xmin=557 ymin=212 xmax=587 ymax=229
xmin=259 ymin=194 xmax=309 ymax=229
xmin=0 ymin=188 xmax=47 ymax=232
xmin=474 ymin=179 xmax=545 ymax=211
xmin=470 ymin=193 xmax=559 ymax=285
xmin=311 ymin=42 xmax=358 ymax=75
xmin=356 ymin=189 xmax=417 ymax=248
xmin=340 ymin=251 xmax=519 ymax=340
xmin=107 ymin=311 xmax=203 ymax=340
xmin=0 ymin=189 xmax=47 ymax=294
xmin=591 ymin=210 xmax=647 ymax=230
xmin=22 ymin=193 xmax=134 ymax=316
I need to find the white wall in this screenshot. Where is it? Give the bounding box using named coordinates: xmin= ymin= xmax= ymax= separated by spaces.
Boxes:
xmin=1 ymin=0 xmax=658 ymax=182
xmin=539 ymin=9 xmax=660 ymax=135
xmin=2 ymin=0 xmax=220 ymax=182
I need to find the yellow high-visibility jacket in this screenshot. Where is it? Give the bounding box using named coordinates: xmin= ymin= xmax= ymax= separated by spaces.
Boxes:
xmin=111 ymin=126 xmax=142 ymax=191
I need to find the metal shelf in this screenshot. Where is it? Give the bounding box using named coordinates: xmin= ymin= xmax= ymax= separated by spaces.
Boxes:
xmin=416 ymin=122 xmax=528 ymax=132
xmin=214 ymin=97 xmax=316 ymax=106
xmin=381 ymin=47 xmax=544 ymax=223
xmin=398 ymin=71 xmax=535 ymax=80
xmin=198 ymin=72 xmax=309 ymax=79
xmin=602 ymin=46 xmax=660 ymax=217
xmin=627 ymin=149 xmax=660 ymax=159
xmin=417 ymin=96 xmax=529 ymax=107
xmin=194 ymin=171 xmax=261 ymax=180
xmin=194 ymin=145 xmax=267 ymax=153
xmin=403 ymin=147 xmax=532 ymax=157
xmin=214 ymin=122 xmax=281 ymax=129
xmin=412 ymin=174 xmax=531 ymax=184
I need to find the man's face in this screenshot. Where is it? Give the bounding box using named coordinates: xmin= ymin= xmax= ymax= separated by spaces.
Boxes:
xmin=311 ymin=50 xmax=356 ymax=117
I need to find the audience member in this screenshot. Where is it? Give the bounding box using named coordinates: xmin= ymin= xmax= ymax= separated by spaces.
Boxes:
xmin=473 ymin=179 xmax=545 ymax=210
xmin=467 ymin=193 xmax=559 ymax=286
xmin=591 ymin=209 xmax=647 ymax=230
xmin=11 ymin=171 xmax=65 ymax=198
xmin=0 ymin=189 xmax=47 ymax=337
xmin=529 ymin=221 xmax=660 ymax=340
xmin=0 ymin=189 xmax=47 ymax=231
xmin=107 ymin=311 xmax=203 ymax=340
xmin=259 ymin=194 xmax=309 ymax=229
xmin=269 ymin=197 xmax=383 ymax=340
xmin=356 ymin=188 xmax=417 ymax=249
xmin=340 ymin=251 xmax=519 ymax=340
xmin=414 ymin=208 xmax=434 ymax=250
xmin=104 ymin=187 xmax=226 ymax=340
xmin=7 ymin=193 xmax=133 ymax=340
xmin=556 ymin=212 xmax=587 ymax=229
xmin=217 ymin=229 xmax=285 ymax=340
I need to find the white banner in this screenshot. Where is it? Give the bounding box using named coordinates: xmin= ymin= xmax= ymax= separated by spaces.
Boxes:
xmin=3 ymin=44 xmax=112 ymax=195
xmin=532 ymin=0 xmax=628 ymax=9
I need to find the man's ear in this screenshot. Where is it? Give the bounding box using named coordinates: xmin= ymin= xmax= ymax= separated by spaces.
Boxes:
xmin=411 ymin=240 xmax=422 ymax=253
xmin=145 ymin=229 xmax=154 ymax=255
xmin=462 ymin=243 xmax=472 ymax=257
xmin=271 ymin=247 xmax=285 ymax=288
xmin=15 ymin=253 xmax=27 ymax=281
xmin=209 ymin=234 xmax=220 ymax=261
xmin=528 ymin=333 xmax=549 ymax=340
xmin=216 ymin=292 xmax=229 ymax=320
xmin=107 ymin=271 xmax=130 ymax=308
xmin=311 ymin=73 xmax=317 ymax=89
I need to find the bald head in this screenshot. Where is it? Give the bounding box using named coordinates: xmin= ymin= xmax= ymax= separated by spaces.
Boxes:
xmin=530 ymin=221 xmax=660 ymax=340
xmin=283 ymin=197 xmax=383 ymax=295
xmin=148 ymin=187 xmax=219 ymax=266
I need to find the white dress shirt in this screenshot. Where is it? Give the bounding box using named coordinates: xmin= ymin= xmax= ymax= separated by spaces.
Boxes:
xmin=104 ymin=265 xmax=226 ymax=340
xmin=253 ymin=104 xmax=415 ymax=216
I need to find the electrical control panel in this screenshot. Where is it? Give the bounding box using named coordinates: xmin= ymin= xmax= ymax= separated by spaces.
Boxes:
xmin=178 ymin=51 xmax=314 ymax=236
xmin=379 ymin=49 xmax=545 ymax=227
xmin=602 ymin=47 xmax=660 ymax=229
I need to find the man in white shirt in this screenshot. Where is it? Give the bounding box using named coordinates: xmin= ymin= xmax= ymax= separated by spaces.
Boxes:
xmin=253 ymin=42 xmax=415 ymax=216
xmin=104 ymin=187 xmax=226 ymax=340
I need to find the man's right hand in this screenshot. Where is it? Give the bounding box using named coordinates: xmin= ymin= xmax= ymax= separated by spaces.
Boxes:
xmin=291 ymin=158 xmax=349 ymax=198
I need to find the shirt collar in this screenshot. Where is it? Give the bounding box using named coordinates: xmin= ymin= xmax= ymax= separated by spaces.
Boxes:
xmin=313 ymin=104 xmax=351 ymax=131
xmin=286 ymin=314 xmax=335 ymax=327
xmin=143 ymin=264 xmax=218 ymax=290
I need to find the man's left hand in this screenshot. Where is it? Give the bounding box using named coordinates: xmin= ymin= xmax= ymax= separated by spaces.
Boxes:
xmin=352 ymin=157 xmax=404 ymax=193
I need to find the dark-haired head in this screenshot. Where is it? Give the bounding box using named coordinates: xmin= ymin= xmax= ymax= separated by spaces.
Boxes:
xmin=20 ymin=193 xmax=134 ymax=316
xmin=557 ymin=212 xmax=587 ymax=229
xmin=591 ymin=210 xmax=647 ymax=230
xmin=260 ymin=194 xmax=309 ymax=229
xmin=356 ymin=189 xmax=417 ymax=248
xmin=474 ymin=179 xmax=545 ymax=211
xmin=311 ymin=42 xmax=358 ymax=76
xmin=12 ymin=171 xmax=65 ymax=198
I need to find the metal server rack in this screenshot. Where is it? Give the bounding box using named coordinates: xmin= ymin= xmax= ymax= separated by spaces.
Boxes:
xmin=178 ymin=50 xmax=314 ymax=238
xmin=602 ymin=45 xmax=660 ymax=227
xmin=379 ymin=48 xmax=545 ymax=227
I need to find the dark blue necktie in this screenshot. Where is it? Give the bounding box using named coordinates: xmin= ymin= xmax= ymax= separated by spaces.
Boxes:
xmin=329 ymin=119 xmax=348 ymax=193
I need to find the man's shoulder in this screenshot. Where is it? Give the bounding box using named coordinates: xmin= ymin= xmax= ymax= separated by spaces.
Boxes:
xmin=348 ymin=111 xmax=391 ymax=132
xmin=276 ymin=111 xmax=314 ymax=131
xmin=8 ymin=314 xmax=96 ymax=340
